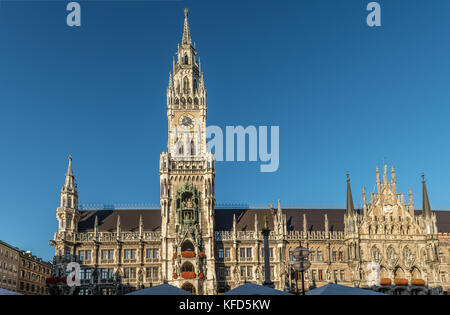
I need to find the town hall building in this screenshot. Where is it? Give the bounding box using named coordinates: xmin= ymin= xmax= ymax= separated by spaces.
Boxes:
xmin=49 ymin=9 xmax=450 ymax=295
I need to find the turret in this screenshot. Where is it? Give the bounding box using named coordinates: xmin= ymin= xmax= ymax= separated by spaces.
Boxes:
xmin=56 ymin=155 xmax=80 ymax=233
xmin=346 ymin=172 xmax=355 ymax=217
xmin=116 ymin=215 xmax=121 ymax=240
xmin=345 ymin=172 xmax=358 ymax=234
xmin=391 ymin=166 xmax=396 ymax=194
xmin=422 ymin=174 xmax=437 ymax=235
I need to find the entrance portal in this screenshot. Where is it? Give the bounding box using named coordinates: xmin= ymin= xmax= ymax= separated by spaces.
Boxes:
xmin=181 ymin=282 xmax=196 ymax=295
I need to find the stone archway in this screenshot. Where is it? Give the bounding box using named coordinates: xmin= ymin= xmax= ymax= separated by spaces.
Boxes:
xmin=182 ymin=240 xmax=195 ymax=252
xmin=181 ymin=282 xmax=196 ymax=294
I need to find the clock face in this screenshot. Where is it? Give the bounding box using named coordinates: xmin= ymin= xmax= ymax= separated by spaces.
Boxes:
xmin=181 ymin=116 xmax=192 ymax=127
xmin=178 ymin=114 xmax=195 ymax=128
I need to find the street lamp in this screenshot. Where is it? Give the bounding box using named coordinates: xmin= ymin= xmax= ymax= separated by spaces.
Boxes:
xmin=291 ymin=246 xmax=311 ymax=295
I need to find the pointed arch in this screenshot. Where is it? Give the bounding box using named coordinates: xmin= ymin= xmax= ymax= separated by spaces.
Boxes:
xmin=411 ymin=267 xmax=421 ymax=279
xmin=181 ymin=282 xmax=196 ymax=294
xmin=183 ymin=77 xmax=190 ymax=94
xmin=380 ymin=266 xmax=389 ymax=278
xmin=394 ymin=267 xmax=405 ymax=279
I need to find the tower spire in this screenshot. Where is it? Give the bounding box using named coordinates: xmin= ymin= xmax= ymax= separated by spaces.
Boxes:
xmin=57 ymin=155 xmax=80 ymax=232
xmin=182 ymin=8 xmax=191 ymax=45
xmin=422 ymin=173 xmax=432 ymax=218
xmin=409 ymin=188 xmax=414 ymax=215
xmin=67 ymin=155 xmax=73 ymax=175
xmin=346 ymin=172 xmax=355 ymax=216
xmin=362 ymin=187 xmax=367 ymax=216
xmin=376 ymin=166 xmax=381 ymax=192
xmin=391 ymin=165 xmax=396 ymax=193
xmin=64 ymin=155 xmax=76 ymax=191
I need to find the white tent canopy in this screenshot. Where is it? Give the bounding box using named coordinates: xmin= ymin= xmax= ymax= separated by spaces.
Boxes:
xmin=223 ymin=283 xmax=292 ymax=295
xmin=126 ymin=283 xmax=193 ymax=295
xmin=0 ymin=288 xmax=21 ymax=295
xmin=305 ymin=283 xmax=385 ymax=295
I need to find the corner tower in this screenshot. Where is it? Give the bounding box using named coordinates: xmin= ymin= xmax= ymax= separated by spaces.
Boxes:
xmin=160 ymin=9 xmax=216 ymax=295
xmin=56 ymin=155 xmax=80 ymax=233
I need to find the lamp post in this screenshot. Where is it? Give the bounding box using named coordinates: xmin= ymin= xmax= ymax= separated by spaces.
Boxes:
xmin=292 ymin=246 xmax=311 ymax=295
xmin=262 ymin=215 xmax=274 ymax=288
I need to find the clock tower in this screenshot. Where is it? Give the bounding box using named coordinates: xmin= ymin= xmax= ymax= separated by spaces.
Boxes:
xmin=159 ymin=8 xmax=216 ymax=295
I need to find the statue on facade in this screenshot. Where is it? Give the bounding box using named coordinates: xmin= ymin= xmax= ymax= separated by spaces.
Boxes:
xmin=233 ymin=265 xmax=240 ymax=283
xmin=138 ymin=267 xmax=144 ymax=284
xmin=255 ymin=266 xmax=261 ymax=281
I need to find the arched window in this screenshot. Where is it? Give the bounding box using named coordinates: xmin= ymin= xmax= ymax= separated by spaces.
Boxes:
xmin=183 ymin=77 xmax=190 ymax=94
xmin=317 ymin=249 xmax=323 ymax=262
xmin=371 ymin=246 xmax=381 ymax=261
xmin=184 ymin=54 xmax=189 ymax=65
xmin=190 ymin=140 xmax=195 ymax=156
xmin=181 ymin=240 xmax=195 ymax=252
xmin=181 ymin=262 xmax=194 ymax=272
xmin=309 ymin=248 xmax=315 ymax=262
xmin=181 ymin=282 xmax=196 ymax=294
xmin=331 ymin=249 xmax=337 ymax=262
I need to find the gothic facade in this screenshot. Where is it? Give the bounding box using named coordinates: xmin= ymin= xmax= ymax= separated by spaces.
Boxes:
xmin=49 ymin=9 xmax=450 ymax=295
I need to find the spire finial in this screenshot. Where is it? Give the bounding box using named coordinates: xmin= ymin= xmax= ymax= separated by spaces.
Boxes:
xmin=182 ymin=8 xmax=191 ymax=45
xmin=67 ymin=154 xmax=73 ymax=174
xmin=422 ymin=173 xmax=432 ymax=218
xmin=383 ymin=160 xmax=388 ymax=183
xmin=63 ymin=155 xmax=76 ymax=191
xmin=346 ymin=172 xmax=355 ymax=216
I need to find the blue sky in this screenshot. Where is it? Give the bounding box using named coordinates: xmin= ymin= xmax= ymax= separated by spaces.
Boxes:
xmin=0 ymin=0 xmax=449 ymax=260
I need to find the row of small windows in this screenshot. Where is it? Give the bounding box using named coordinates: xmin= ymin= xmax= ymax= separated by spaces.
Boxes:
xmin=217 ymin=248 xmax=275 ymax=260
xmin=20 ymin=260 xmax=50 ymax=274
xmin=0 ymin=262 xmax=17 ymax=272
xmin=172 ymin=97 xmax=202 ymax=106
xmin=0 ymin=248 xmax=18 ymax=260
xmin=1 ymin=275 xmax=16 ymax=286
xmin=86 ymin=267 xmax=159 ymax=280
xmin=19 ymin=281 xmax=47 ymax=294
xmin=20 ymin=270 xmax=46 ymax=283
xmin=77 ymin=248 xmax=160 ymax=262
xmin=309 ymin=269 xmax=346 ymax=282
xmin=216 ymin=266 xmax=275 ymax=280
xmin=221 ymin=247 xmax=345 ymax=262
xmin=288 ymin=249 xmax=345 ymax=262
